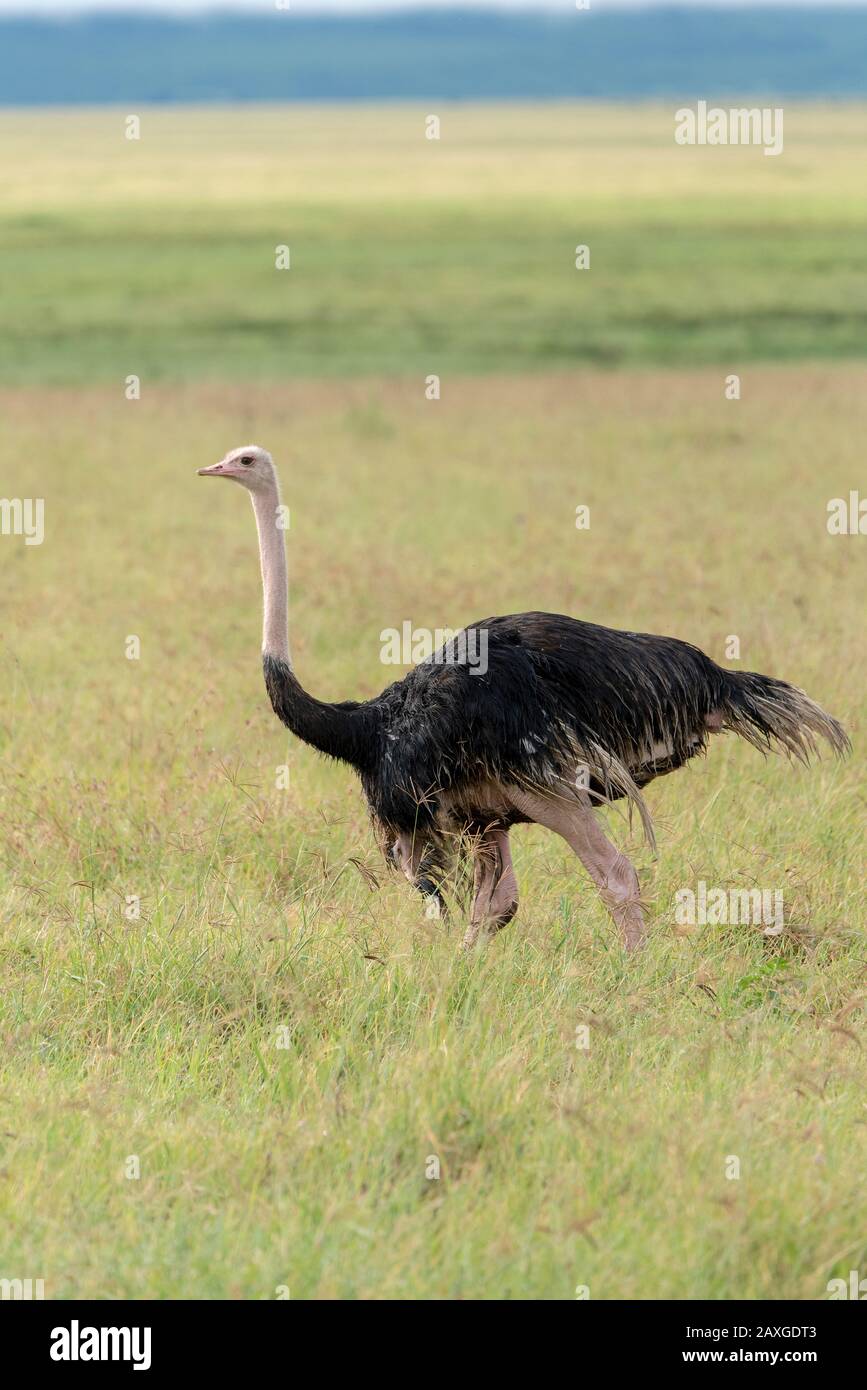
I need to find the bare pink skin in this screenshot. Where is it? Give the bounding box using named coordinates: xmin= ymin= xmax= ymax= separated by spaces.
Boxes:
xmin=198 ymin=446 xmax=289 ymax=661
xmin=463 ymin=827 xmax=519 ymax=949
xmin=397 ymin=782 xmax=646 ymax=951
xmin=507 ymin=787 xmax=645 ymax=951
xmin=393 ymin=831 xmax=426 ymax=884
xmin=430 ymin=774 xmax=651 ymax=949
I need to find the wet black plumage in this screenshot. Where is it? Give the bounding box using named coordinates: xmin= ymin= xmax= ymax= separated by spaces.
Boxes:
xmin=263 ymin=611 xmax=849 ymax=863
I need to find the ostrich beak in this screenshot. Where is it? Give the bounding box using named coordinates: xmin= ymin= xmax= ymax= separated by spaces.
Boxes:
xmin=197 ymin=461 xmax=227 ymax=477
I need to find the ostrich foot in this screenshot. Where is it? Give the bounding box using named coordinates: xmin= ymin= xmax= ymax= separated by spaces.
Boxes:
xmin=605 ymin=890 xmax=647 ymax=951
xmin=461 ymin=901 xmax=518 ymax=950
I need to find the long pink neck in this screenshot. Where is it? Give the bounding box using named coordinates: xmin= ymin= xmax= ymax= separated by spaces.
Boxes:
xmin=251 ymin=484 xmax=290 ymax=662
xmin=252 ymin=478 xmax=374 ymax=770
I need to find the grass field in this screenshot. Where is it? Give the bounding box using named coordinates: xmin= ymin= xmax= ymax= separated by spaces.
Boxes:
xmin=2 ymin=105 xmax=867 ymax=382
xmin=0 ymin=106 xmax=865 ymax=1300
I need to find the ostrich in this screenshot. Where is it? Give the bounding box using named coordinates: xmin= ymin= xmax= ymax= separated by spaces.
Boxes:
xmin=198 ymin=446 xmax=849 ymax=950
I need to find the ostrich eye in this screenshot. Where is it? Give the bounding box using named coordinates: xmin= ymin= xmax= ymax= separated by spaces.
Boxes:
xmin=240 ymin=456 xmax=254 ymax=466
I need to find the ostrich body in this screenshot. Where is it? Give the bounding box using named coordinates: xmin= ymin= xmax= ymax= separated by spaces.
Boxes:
xmin=199 ymin=447 xmax=849 ymax=950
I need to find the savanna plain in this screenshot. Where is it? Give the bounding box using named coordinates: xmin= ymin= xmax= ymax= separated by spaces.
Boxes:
xmin=0 ymin=105 xmax=864 ymax=1299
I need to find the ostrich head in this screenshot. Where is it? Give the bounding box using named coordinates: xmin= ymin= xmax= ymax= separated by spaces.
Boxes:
xmin=197 ymin=445 xmax=276 ymax=494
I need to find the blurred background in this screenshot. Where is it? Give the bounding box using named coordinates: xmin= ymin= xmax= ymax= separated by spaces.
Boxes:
xmin=1 ymin=2 xmax=866 ymax=384
xmin=4 ymin=1 xmax=867 ymax=106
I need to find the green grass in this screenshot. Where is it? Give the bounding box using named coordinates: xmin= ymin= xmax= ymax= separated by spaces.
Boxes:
xmin=1 ymin=104 xmax=867 ymax=383
xmin=1 ymin=365 xmax=864 ymax=1298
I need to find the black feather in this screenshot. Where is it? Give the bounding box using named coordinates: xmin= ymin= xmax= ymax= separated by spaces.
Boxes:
xmin=263 ymin=612 xmax=848 ymax=876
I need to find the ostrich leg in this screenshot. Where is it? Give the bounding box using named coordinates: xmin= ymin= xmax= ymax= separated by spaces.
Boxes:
xmin=462 ymin=828 xmax=519 ymax=949
xmin=509 ymin=789 xmax=646 ymax=950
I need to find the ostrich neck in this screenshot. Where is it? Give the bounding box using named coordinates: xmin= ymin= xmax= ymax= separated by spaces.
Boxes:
xmin=251 ymin=485 xmax=290 ymax=663
xmin=252 ymin=479 xmax=372 ymax=771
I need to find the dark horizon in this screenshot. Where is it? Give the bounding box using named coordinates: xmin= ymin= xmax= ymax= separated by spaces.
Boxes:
xmin=1 ymin=7 xmax=866 ymax=104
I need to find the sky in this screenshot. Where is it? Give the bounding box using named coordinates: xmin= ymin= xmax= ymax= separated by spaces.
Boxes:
xmin=1 ymin=0 xmax=864 ymax=13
